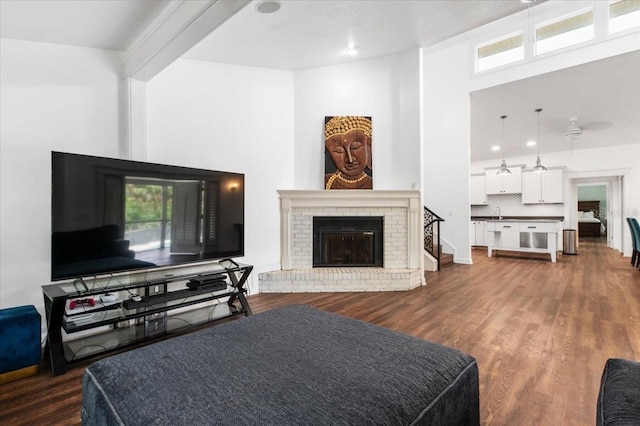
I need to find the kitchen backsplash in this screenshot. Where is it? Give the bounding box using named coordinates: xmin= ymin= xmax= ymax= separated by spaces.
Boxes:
xmin=471 ymin=194 xmax=564 ymax=217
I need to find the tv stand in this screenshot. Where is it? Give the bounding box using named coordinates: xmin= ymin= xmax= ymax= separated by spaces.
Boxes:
xmin=42 ymin=263 xmax=253 ymax=376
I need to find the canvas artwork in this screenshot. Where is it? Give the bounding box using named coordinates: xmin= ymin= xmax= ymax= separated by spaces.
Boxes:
xmin=324 ymin=116 xmax=373 ymax=190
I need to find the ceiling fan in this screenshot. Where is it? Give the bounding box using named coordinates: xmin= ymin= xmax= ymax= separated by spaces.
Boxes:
xmin=564 ymin=117 xmax=613 ymax=140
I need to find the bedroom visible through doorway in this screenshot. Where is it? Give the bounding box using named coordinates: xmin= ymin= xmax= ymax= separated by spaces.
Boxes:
xmin=577 ymin=184 xmax=607 ymax=239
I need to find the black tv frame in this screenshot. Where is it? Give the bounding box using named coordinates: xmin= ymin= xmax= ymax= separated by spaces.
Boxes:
xmin=51 ymin=151 xmax=244 ymax=281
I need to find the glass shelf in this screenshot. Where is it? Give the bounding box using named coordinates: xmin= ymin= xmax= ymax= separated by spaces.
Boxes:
xmin=43 ymin=263 xmax=253 ymax=376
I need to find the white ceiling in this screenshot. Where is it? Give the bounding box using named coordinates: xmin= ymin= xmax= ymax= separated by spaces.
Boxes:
xmin=471 ymin=50 xmax=640 ymax=162
xmin=0 ymin=0 xmax=171 ymax=51
xmin=183 ymin=0 xmax=533 ymax=70
xmin=1 ymin=0 xmax=638 ymax=162
xmin=0 ymin=0 xmax=532 ymax=67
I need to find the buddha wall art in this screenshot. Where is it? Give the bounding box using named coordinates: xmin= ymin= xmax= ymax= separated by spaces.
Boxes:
xmin=324 ymin=116 xmax=373 ymax=190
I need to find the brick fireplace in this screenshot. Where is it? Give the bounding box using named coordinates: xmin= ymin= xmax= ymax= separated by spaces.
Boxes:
xmin=258 ymin=190 xmax=424 ymax=292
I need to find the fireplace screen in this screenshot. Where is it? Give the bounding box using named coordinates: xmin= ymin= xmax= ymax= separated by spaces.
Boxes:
xmin=313 ymin=217 xmax=383 ymax=267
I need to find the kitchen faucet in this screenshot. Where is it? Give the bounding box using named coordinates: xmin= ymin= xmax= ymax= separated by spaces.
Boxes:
xmin=495 ymin=207 xmax=502 ymax=220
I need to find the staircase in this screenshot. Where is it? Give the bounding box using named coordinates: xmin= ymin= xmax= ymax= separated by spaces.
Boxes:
xmin=425 ymin=242 xmax=454 ymax=271
xmin=423 ymin=206 xmax=454 ymax=271
xmin=438 ymin=249 xmax=454 ymax=268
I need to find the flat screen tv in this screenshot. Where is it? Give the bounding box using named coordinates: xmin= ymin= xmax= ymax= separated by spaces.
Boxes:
xmin=51 ymin=151 xmax=244 ymax=281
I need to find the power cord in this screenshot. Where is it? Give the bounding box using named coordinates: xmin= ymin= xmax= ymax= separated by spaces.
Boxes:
xmin=71 ymin=343 xmax=108 ymax=360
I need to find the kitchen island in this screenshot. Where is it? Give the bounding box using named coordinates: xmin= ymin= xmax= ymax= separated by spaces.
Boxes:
xmin=486 ymin=220 xmax=561 ymax=262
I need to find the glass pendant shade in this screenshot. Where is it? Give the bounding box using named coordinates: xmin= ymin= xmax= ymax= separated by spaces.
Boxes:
xmin=532 ymin=108 xmax=547 ymax=173
xmin=497 ymin=159 xmax=512 ymax=175
xmin=531 ymin=155 xmax=547 ymax=173
xmin=496 ymin=115 xmax=511 ymax=175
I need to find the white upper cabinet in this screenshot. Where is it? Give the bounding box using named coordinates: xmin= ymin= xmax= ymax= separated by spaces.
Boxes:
xmin=521 ymin=169 xmax=564 ymax=204
xmin=485 ymin=167 xmax=522 ymax=194
xmin=470 ymin=175 xmax=487 ymax=205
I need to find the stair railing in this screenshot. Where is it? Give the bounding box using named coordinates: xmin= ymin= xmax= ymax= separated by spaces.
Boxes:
xmin=424 ymin=206 xmax=445 ymax=271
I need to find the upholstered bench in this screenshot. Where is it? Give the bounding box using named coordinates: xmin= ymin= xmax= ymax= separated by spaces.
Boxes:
xmin=597 ymin=358 xmax=640 ymax=426
xmin=82 ymin=304 xmax=479 ymax=425
xmin=0 ymin=305 xmax=41 ymax=384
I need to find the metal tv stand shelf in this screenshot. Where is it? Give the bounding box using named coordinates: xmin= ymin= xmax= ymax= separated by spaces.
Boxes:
xmin=42 ymin=261 xmax=253 ymax=376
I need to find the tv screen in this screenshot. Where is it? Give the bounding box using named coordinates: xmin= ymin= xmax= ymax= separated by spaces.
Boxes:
xmin=51 ymin=151 xmax=244 ymax=281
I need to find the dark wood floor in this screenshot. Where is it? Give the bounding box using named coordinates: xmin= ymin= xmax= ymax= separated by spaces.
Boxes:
xmin=2 ymin=238 xmax=638 ymax=425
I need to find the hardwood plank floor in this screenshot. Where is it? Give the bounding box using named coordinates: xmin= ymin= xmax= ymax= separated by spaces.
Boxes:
xmin=1 ymin=238 xmax=638 ymax=425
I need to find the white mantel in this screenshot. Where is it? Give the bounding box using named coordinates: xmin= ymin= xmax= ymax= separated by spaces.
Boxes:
xmin=258 ymin=190 xmax=424 ymax=293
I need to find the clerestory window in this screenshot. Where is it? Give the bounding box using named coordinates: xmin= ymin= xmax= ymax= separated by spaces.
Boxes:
xmin=476 ymin=32 xmax=524 ymax=72
xmin=609 ymin=0 xmax=640 ymax=33
xmin=535 ymin=10 xmax=594 ymax=55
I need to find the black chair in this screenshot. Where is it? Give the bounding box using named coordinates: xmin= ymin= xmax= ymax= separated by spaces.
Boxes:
xmin=628 ymin=218 xmax=640 ymax=269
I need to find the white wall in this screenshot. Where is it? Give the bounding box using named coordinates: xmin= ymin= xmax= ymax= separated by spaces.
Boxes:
xmin=423 ymin=42 xmax=473 ymax=264
xmin=293 ymin=49 xmax=422 ymax=191
xmin=0 ymin=39 xmax=124 ymax=310
xmin=145 ymin=59 xmax=295 ymax=294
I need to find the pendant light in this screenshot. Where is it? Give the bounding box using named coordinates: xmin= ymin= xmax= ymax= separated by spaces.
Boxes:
xmin=497 ymin=115 xmax=511 ymax=175
xmin=531 ymin=108 xmax=548 ymax=173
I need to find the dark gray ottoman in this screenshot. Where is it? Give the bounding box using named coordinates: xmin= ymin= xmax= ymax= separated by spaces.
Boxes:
xmin=597 ymin=358 xmax=640 ymax=426
xmin=82 ymin=304 xmax=479 ymax=425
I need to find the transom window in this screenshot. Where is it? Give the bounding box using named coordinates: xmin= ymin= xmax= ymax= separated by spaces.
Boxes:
xmin=473 ymin=2 xmax=639 ymax=74
xmin=610 ymin=0 xmax=640 ymax=33
xmin=536 ymin=9 xmax=594 ymax=55
xmin=476 ymin=32 xmax=524 ymax=72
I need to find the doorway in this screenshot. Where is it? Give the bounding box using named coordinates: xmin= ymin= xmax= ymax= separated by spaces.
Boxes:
xmin=571 ymin=176 xmax=622 ymax=251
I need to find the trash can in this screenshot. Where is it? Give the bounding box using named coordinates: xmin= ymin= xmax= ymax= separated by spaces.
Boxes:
xmin=563 ymin=229 xmax=577 ymax=255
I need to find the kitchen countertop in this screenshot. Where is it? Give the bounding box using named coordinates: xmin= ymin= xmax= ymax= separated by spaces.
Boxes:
xmin=471 ymin=216 xmax=564 ymax=221
xmin=485 ymin=219 xmax=562 ymax=223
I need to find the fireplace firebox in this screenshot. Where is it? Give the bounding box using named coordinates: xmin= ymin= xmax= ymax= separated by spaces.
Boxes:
xmin=313 ymin=216 xmax=383 ymax=267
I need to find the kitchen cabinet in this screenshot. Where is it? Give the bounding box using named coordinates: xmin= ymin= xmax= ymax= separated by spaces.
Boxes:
xmin=470 ymin=175 xmax=487 ymax=205
xmin=471 ymin=220 xmax=487 ymax=246
xmin=486 ymin=220 xmax=560 ymax=262
xmin=486 ymin=221 xmax=519 ymax=248
xmin=521 ymin=169 xmax=564 ymax=204
xmin=470 ymin=221 xmax=475 ymax=246
xmin=485 ymin=167 xmax=522 ymax=194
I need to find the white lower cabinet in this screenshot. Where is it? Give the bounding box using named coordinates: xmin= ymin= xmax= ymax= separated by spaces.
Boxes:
xmin=486 ymin=220 xmax=560 ymax=262
xmin=476 ymin=221 xmax=486 ymax=246
xmin=471 ymin=221 xmax=487 ymax=246
xmin=491 ymin=222 xmax=519 ymax=248
xmin=470 ymin=221 xmax=475 ymax=246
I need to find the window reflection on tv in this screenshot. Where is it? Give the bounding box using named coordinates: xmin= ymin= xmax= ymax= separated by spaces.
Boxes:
xmin=51 ymin=152 xmax=244 ymax=281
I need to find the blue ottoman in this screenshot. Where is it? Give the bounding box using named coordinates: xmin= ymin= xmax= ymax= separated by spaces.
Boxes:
xmin=0 ymin=305 xmax=41 ymax=384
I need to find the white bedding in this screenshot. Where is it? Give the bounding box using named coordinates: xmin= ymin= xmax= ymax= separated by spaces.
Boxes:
xmin=578 ymin=217 xmax=602 ymax=224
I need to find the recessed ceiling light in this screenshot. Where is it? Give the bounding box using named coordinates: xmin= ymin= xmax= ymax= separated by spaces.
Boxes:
xmin=526 ymin=140 xmax=537 ymax=147
xmin=491 ymin=145 xmax=500 ymax=152
xmin=256 ymin=1 xmax=281 ymax=14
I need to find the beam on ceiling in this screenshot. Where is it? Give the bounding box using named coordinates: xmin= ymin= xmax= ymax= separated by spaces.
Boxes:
xmin=123 ymin=0 xmax=250 ymax=81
